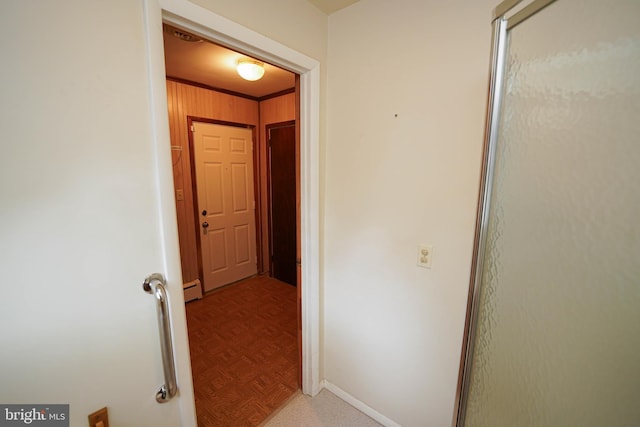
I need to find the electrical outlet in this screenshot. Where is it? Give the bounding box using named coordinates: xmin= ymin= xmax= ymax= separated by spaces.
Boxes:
xmin=417 ymin=244 xmax=433 ymax=269
xmin=88 ymin=407 xmax=109 ymax=427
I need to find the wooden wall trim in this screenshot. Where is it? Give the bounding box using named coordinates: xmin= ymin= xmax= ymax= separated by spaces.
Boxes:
xmin=188 ymin=116 xmax=254 ymax=129
xmin=167 ymin=76 xmax=259 ymax=101
xmin=258 ymin=87 xmax=296 ymax=102
xmin=167 ymin=76 xmax=295 ymax=103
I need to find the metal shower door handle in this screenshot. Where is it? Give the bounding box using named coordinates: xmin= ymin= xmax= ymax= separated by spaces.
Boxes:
xmin=143 ymin=273 xmax=178 ymax=403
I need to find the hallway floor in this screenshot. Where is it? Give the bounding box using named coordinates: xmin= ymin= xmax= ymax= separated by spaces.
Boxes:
xmin=186 ymin=275 xmax=298 ymax=426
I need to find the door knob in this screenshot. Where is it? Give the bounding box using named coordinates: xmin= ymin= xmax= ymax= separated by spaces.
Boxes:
xmin=202 ymin=222 xmax=209 ymax=228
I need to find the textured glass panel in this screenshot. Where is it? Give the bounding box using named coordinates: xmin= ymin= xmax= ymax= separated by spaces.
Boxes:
xmin=465 ymin=0 xmax=640 ymax=426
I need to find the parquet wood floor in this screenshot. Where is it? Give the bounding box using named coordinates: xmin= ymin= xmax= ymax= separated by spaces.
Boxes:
xmin=186 ymin=275 xmax=298 ymax=427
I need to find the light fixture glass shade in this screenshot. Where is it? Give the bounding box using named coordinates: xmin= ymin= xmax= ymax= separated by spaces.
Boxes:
xmin=237 ymin=59 xmax=265 ymax=81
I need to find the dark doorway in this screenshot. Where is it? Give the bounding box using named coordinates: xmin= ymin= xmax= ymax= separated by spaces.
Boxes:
xmin=268 ymin=121 xmax=297 ymax=286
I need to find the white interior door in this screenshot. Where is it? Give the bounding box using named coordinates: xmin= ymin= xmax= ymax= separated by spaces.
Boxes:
xmin=0 ymin=1 xmax=196 ymax=426
xmin=193 ymin=121 xmax=258 ymax=291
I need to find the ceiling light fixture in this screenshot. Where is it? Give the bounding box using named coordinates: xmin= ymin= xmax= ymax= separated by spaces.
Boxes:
xmin=237 ymin=59 xmax=265 ymax=81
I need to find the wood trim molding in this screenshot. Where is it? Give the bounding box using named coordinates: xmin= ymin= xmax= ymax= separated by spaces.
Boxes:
xmin=187 ymin=115 xmax=255 ymax=129
xmin=167 ymin=76 xmax=259 ymax=101
xmin=167 ymin=76 xmax=295 ymax=103
xmin=258 ymin=87 xmax=296 ymax=102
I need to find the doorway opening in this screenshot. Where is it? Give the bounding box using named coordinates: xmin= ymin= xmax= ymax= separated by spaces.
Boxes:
xmin=144 ymin=4 xmax=322 ymax=424
xmin=161 ymin=21 xmax=303 ymax=425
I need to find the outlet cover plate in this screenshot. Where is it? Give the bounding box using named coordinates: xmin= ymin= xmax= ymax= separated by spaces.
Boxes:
xmin=417 ymin=244 xmax=433 ymax=269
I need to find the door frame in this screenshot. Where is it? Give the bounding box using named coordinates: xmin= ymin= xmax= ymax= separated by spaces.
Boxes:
xmin=187 ymin=117 xmax=260 ymax=289
xmin=142 ymin=2 xmax=321 ymax=425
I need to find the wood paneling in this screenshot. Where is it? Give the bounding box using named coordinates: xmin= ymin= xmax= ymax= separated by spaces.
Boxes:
xmin=260 ymin=92 xmax=296 ymax=124
xmin=167 ymin=80 xmax=259 ymax=283
xmin=167 ymin=80 xmax=295 ymax=285
xmin=258 ymin=93 xmax=296 ymax=272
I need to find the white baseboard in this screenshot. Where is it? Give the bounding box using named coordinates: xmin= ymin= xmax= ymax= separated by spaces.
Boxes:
xmin=322 ymin=380 xmax=402 ymax=427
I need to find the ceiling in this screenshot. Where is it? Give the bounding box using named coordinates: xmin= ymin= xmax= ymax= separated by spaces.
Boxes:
xmin=306 ymin=0 xmax=360 ymax=14
xmin=163 ymin=1 xmax=361 ymax=99
xmin=163 ymin=25 xmax=295 ymax=99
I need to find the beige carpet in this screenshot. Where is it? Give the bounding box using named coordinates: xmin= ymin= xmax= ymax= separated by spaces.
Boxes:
xmin=261 ymin=389 xmax=384 ymax=427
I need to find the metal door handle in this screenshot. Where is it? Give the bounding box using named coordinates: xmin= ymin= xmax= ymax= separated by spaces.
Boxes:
xmin=143 ymin=273 xmax=178 ymax=403
xmin=202 ymin=222 xmax=209 ymax=228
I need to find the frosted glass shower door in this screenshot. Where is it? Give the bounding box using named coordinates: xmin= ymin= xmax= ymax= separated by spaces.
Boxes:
xmin=462 ymin=0 xmax=640 ymax=426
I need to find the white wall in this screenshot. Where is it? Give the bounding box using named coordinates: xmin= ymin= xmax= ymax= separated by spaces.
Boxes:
xmin=324 ymin=1 xmax=495 ymax=425
xmin=190 ymin=0 xmax=328 ymax=62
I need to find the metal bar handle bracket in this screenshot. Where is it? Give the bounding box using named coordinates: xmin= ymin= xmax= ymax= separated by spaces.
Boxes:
xmin=143 ymin=273 xmax=178 ymax=403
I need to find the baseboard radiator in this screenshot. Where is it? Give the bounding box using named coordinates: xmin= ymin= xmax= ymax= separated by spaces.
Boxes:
xmin=183 ymin=279 xmax=203 ymax=302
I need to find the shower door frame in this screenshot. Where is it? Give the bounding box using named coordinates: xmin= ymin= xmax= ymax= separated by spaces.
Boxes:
xmin=452 ymin=0 xmax=559 ymax=426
